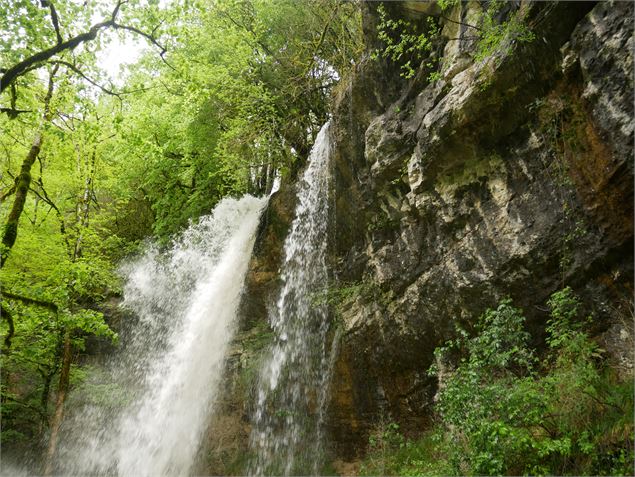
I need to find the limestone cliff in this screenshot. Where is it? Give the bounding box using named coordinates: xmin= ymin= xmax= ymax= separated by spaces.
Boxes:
xmin=200 ymin=1 xmax=634 ymax=472
xmin=328 ymin=0 xmax=633 ymax=459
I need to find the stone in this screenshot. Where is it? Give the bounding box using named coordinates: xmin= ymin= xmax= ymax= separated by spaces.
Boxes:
xmin=327 ymin=0 xmax=633 ymax=460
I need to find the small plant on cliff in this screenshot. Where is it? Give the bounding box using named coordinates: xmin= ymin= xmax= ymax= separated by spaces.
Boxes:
xmin=310 ymin=280 xmax=384 ymax=311
xmin=373 ymin=0 xmax=535 ymax=83
xmin=473 ymin=0 xmax=535 ymax=63
xmin=372 ymin=3 xmax=440 ymax=79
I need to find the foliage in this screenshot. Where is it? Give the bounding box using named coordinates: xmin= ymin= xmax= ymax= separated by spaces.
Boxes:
xmin=360 ymin=427 xmax=454 ymax=477
xmin=437 ymin=0 xmax=459 ymax=12
xmin=362 ymin=290 xmax=634 ymax=476
xmin=473 ymin=0 xmax=536 ymax=63
xmin=99 ymin=0 xmax=363 ymax=238
xmin=372 ymin=0 xmax=535 ymax=81
xmin=1 ymin=0 xmax=363 ymax=455
xmin=310 ymin=279 xmax=390 ymax=326
xmin=311 ymin=280 xmax=380 ymax=308
xmin=372 ymin=3 xmax=440 ymax=79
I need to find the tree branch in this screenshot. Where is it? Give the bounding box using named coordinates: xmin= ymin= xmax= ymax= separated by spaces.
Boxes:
xmin=0 ymin=107 xmax=33 ymax=118
xmin=0 ymin=0 xmax=170 ymax=94
xmin=41 ymin=0 xmax=63 ymax=44
xmin=301 ymin=3 xmax=340 ymax=78
xmin=1 ymin=394 xmax=49 ymax=421
xmin=2 ymin=291 xmax=58 ymax=312
xmin=1 ymin=82 xmax=32 ymax=118
xmin=50 ymin=61 xmax=155 ymax=98
xmin=440 ymin=15 xmax=482 ymax=32
xmin=31 ymin=177 xmax=72 ymax=255
xmin=1 ymin=302 xmax=15 ymax=351
xmin=0 ymin=184 xmax=16 ymax=203
xmin=50 ymin=61 xmax=121 ymax=97
xmin=1 ymin=21 xmax=114 ymax=95
xmin=112 ymin=22 xmax=175 ymax=70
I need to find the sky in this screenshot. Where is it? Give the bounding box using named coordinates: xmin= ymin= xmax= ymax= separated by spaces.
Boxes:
xmin=95 ymin=0 xmax=173 ymax=83
xmin=97 ymin=32 xmax=144 ymax=83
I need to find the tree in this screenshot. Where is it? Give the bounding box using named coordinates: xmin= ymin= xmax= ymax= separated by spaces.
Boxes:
xmin=0 ymin=0 xmax=365 ymax=466
xmin=103 ymin=0 xmax=363 ymax=238
xmin=1 ymin=53 xmax=123 ymax=467
xmin=1 ymin=65 xmax=58 ymax=267
xmin=0 ymin=0 xmax=168 ymax=98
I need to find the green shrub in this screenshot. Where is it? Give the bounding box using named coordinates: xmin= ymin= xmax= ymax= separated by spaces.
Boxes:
xmin=359 ymin=425 xmax=453 ymax=477
xmin=361 ymin=290 xmax=634 ymax=476
xmin=372 ymin=4 xmax=440 ymax=79
xmin=474 ymin=0 xmax=535 ymax=63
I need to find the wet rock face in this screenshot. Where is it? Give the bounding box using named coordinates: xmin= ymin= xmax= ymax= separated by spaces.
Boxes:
xmin=198 ymin=186 xmax=296 ymax=475
xmin=328 ymin=1 xmax=633 ymax=459
xmin=567 ymin=1 xmax=634 ymax=245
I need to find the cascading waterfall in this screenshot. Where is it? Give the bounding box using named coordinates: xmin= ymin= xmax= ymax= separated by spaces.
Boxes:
xmin=55 ymin=195 xmax=266 ymax=477
xmin=249 ymin=122 xmax=336 ymax=476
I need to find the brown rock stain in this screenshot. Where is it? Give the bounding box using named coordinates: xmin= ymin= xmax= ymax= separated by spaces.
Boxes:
xmin=564 ymin=106 xmax=634 ymax=244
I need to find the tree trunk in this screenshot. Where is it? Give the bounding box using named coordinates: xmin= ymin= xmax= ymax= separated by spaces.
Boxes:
xmin=1 ymin=302 xmax=15 ymax=351
xmin=1 ymin=66 xmax=58 ymax=268
xmin=43 ymin=330 xmax=72 ymax=477
xmin=73 ymin=150 xmax=96 ymax=260
xmin=40 ymin=369 xmax=54 ymax=428
xmin=1 ymin=133 xmax=43 ymax=267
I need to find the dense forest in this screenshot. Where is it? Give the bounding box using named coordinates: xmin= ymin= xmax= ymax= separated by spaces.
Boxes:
xmin=1 ymin=1 xmax=633 ymax=476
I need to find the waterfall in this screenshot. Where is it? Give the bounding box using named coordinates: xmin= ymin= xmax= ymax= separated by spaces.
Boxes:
xmin=56 ymin=195 xmax=266 ymax=477
xmin=249 ymin=122 xmax=336 ymax=476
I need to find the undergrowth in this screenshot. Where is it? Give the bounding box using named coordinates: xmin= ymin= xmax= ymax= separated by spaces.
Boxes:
xmin=359 ymin=288 xmax=634 ymax=476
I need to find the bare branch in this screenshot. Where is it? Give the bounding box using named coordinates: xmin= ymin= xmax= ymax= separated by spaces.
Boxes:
xmin=51 ymin=61 xmax=156 ymax=98
xmin=112 ymin=22 xmax=175 ymax=70
xmin=440 ymin=15 xmax=483 ymax=32
xmin=111 ymin=0 xmax=128 ymax=22
xmin=53 ymin=112 xmax=75 ymax=131
xmin=51 ymin=60 xmax=121 ymax=97
xmin=1 ymin=83 xmax=32 ymax=118
xmin=32 ymin=176 xmax=72 ymax=255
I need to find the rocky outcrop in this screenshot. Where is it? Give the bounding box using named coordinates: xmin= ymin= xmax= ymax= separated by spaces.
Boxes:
xmin=328 ymin=0 xmax=633 ymax=459
xmin=198 ymin=1 xmax=633 ymax=470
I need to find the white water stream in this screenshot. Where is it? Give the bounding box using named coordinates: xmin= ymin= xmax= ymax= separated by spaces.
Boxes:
xmin=249 ymin=122 xmax=335 ymax=476
xmin=6 ymin=123 xmax=336 ymax=477
xmin=55 ymin=195 xmax=266 ymax=476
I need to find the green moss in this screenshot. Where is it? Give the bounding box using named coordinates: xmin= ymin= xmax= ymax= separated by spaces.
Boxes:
xmin=435 ymin=152 xmax=504 ymax=194
xmin=311 ymin=279 xmax=388 ymax=314
xmin=234 ymin=322 xmax=275 ymax=395
xmin=367 ymin=211 xmax=400 ymax=233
